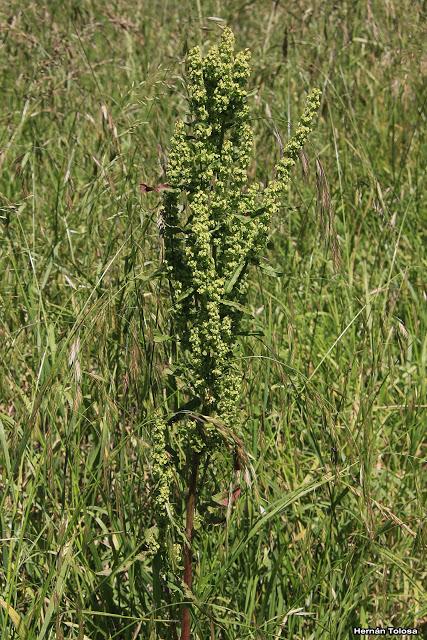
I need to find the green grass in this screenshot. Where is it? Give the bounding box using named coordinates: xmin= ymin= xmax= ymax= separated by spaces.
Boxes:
xmin=0 ymin=1 xmax=426 ymax=638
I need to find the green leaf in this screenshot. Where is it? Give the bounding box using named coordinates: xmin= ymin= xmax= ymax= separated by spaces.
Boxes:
xmin=0 ymin=418 xmax=11 ymax=475
xmin=153 ymin=331 xmax=171 ymax=343
xmin=224 ymin=260 xmax=247 ymax=294
xmin=221 ymin=299 xmax=254 ymax=316
xmin=175 ymin=287 xmax=194 ymax=303
xmin=258 ymin=262 xmax=283 ymax=277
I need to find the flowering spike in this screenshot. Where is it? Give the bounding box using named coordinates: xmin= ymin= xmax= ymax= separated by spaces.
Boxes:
xmin=161 ymin=29 xmax=320 ymax=442
xmin=155 ymin=28 xmax=321 ymax=639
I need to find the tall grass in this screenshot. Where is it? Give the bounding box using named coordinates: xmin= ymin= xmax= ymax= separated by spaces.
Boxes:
xmin=0 ymin=1 xmax=426 ymax=638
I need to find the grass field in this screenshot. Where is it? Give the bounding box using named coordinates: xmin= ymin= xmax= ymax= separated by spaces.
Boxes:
xmin=0 ymin=1 xmax=426 ymax=638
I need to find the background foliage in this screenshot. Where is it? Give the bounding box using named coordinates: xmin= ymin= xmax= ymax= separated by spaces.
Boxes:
xmin=0 ymin=1 xmax=426 ymax=638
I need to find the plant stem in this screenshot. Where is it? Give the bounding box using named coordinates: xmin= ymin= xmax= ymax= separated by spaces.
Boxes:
xmin=180 ymin=451 xmax=200 ymax=640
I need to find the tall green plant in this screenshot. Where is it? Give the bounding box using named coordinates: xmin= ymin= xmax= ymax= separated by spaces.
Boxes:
xmin=152 ymin=26 xmax=320 ymax=639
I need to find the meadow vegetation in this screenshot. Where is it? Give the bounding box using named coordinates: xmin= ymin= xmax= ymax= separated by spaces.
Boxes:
xmin=0 ymin=1 xmax=426 ymax=638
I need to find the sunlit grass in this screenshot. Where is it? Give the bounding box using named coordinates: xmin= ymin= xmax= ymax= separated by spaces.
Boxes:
xmin=0 ymin=1 xmax=426 ymax=638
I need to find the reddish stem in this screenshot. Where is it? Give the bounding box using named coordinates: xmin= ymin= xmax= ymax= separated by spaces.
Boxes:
xmin=180 ymin=452 xmax=200 ymax=640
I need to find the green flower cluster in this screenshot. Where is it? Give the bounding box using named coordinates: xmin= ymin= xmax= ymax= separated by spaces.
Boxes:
xmin=152 ymin=411 xmax=173 ymax=519
xmin=161 ymin=27 xmax=320 ymax=447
